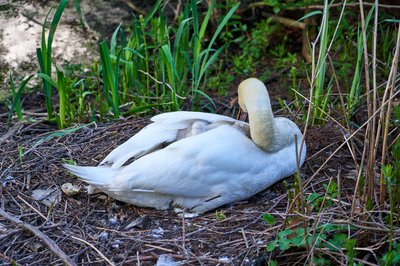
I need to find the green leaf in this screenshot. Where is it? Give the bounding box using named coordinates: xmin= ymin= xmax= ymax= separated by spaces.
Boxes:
xmin=278 ymin=229 xmax=293 ymax=239
xmin=279 ymin=239 xmax=291 ymax=251
xmin=268 ymin=260 xmax=278 ymax=266
xmin=72 ymin=0 xmax=85 ymax=29
xmin=262 ymin=213 xmax=275 ymax=225
xmin=266 ymin=240 xmax=278 ymax=252
xmin=8 ymin=75 xmax=35 ymax=122
xmin=193 ymin=89 xmax=216 ymax=109
xmin=298 ymin=10 xmax=322 ymax=22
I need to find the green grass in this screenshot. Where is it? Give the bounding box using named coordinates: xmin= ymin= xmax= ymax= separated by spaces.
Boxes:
xmin=36 ymin=0 xmax=68 ymax=120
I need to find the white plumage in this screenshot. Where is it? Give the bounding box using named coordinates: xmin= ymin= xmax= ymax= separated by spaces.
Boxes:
xmin=64 ymin=78 xmax=306 ymax=214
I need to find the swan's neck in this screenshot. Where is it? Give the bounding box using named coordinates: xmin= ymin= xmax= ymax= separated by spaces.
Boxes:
xmin=248 ymin=107 xmax=276 ymax=151
xmin=238 ymin=78 xmax=278 ymax=152
xmin=246 ymin=96 xmax=277 ymax=152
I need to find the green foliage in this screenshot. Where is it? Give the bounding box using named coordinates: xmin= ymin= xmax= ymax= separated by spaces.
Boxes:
xmin=267 ymin=223 xmax=355 ymax=264
xmin=380 ymin=242 xmax=400 ymax=266
xmin=382 ymin=115 xmax=400 ymax=251
xmin=232 ymin=18 xmax=277 ymax=75
xmin=8 ymin=74 xmax=35 ymax=122
xmin=262 ymin=213 xmax=275 ymax=225
xmin=270 ymin=41 xmax=297 ymax=68
xmin=306 ymin=180 xmax=338 ymax=211
xmin=262 ymin=0 xmax=321 ymax=14
xmin=215 ymin=211 xmax=226 ymax=221
xmin=36 ymin=0 xmax=68 ymax=120
xmin=18 ymin=0 xmax=240 ymax=128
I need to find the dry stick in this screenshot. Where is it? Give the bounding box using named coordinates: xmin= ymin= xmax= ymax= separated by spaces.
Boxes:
xmin=119 ymin=0 xmax=146 ymax=15
xmin=371 ymin=0 xmax=379 ymax=205
xmin=379 ymin=24 xmax=400 ymax=206
xmin=248 ymin=1 xmax=400 ymax=10
xmin=17 ymin=195 xmax=47 ymax=221
xmin=0 ymin=122 xmax=23 ymax=146
xmin=359 ymin=0 xmax=375 ymax=207
xmin=259 ymin=12 xmax=306 ymax=30
xmin=0 ymin=208 xmax=76 ymax=266
xmin=351 ymin=126 xmax=369 ymax=215
xmin=303 ymin=87 xmax=400 ymax=189
xmin=327 ymin=54 xmax=360 ymax=170
xmin=181 ymin=212 xmax=186 ymax=252
xmin=71 ymin=236 xmax=115 ymax=266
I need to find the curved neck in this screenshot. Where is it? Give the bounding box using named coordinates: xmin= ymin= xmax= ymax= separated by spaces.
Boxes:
xmin=238 ymin=78 xmax=278 ymax=152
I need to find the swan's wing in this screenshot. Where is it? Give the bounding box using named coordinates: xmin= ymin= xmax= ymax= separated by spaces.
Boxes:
xmin=100 ymin=111 xmax=248 ymax=168
xmin=108 ymin=125 xmax=264 ymax=199
xmin=151 ymin=111 xmax=238 ymax=128
xmin=99 ymin=123 xmax=178 ymax=168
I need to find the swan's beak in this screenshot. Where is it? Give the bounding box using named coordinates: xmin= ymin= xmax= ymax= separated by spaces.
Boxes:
xmin=236 ymin=108 xmax=248 ymax=122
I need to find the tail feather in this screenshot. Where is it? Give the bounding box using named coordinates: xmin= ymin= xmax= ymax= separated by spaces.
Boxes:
xmin=63 ymin=164 xmax=117 ymax=187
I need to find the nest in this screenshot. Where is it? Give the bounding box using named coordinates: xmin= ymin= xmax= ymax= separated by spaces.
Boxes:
xmin=0 ymin=114 xmax=393 ymax=265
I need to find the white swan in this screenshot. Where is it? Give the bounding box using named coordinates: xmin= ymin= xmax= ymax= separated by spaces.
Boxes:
xmin=64 ymin=78 xmax=306 ymax=214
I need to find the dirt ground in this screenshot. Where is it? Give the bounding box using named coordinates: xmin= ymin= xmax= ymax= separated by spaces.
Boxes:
xmin=0 ymin=0 xmax=151 ymax=100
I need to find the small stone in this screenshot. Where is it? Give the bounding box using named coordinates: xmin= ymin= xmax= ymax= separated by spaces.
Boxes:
xmin=125 ymin=215 xmax=151 ymax=230
xmin=108 ymin=217 xmax=118 ymax=226
xmin=156 ymin=254 xmax=179 ymax=266
xmin=32 ymin=188 xmax=61 ymax=207
xmin=219 ymin=256 xmax=231 ymax=263
xmin=61 ymin=183 xmax=80 ymax=196
xmin=98 ymin=231 xmax=109 ymax=241
xmin=150 ymin=227 xmax=164 ymax=238
xmin=111 ymin=239 xmax=121 ymax=249
xmin=84 ymin=185 xmax=96 ymax=195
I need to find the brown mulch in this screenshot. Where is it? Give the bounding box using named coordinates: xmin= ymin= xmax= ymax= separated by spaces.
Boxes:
xmin=0 ymin=109 xmax=392 ymax=265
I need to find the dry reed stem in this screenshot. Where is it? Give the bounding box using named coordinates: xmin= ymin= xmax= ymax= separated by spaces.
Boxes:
xmin=0 ymin=208 xmax=76 ymax=266
xmin=379 ymin=24 xmax=400 ymax=206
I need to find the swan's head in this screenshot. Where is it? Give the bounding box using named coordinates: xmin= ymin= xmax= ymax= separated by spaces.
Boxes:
xmin=238 ymin=78 xmax=269 ymax=113
xmin=237 ymin=78 xmax=304 ymax=154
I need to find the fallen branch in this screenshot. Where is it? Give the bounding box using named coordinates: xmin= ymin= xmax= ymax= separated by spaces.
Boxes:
xmin=248 ymin=2 xmax=400 ymax=10
xmin=71 ymin=236 xmax=115 ymax=266
xmin=0 ymin=122 xmax=22 ymax=146
xmin=0 ymin=208 xmax=76 ymax=266
xmin=120 ymin=0 xmax=146 ymax=15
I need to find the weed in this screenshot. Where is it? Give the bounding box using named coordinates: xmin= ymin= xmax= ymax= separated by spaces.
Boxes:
xmin=306 ymin=180 xmax=338 ymax=211
xmin=215 ymin=211 xmax=226 ymax=221
xmin=36 ymin=0 xmax=68 ymax=120
xmin=8 ymin=75 xmax=35 ymax=122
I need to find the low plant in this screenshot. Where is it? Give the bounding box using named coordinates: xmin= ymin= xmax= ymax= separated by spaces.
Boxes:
xmin=36 ymin=0 xmax=68 ymax=120
xmin=306 ymin=180 xmax=338 ymax=211
xmin=8 ymin=74 xmax=34 ymax=122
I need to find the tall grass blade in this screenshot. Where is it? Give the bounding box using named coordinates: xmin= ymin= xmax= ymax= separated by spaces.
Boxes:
xmin=9 ymin=75 xmax=22 ymax=121
xmin=56 ymin=68 xmax=67 ymax=129
xmin=37 ymin=0 xmax=68 ymax=119
xmin=72 ymin=0 xmax=85 ymax=30
xmin=99 ymin=41 xmax=119 ymax=117
xmin=8 ymin=75 xmax=35 ymax=122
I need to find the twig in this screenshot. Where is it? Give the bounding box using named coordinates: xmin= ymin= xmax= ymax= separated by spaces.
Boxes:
xmin=0 ymin=122 xmax=23 ymax=146
xmin=0 ymin=207 xmax=76 ymax=266
xmin=260 ymin=12 xmax=306 ymax=30
xmin=303 ymin=86 xmax=400 ymax=188
xmin=143 ymin=244 xmax=174 ymax=253
xmin=248 ymin=1 xmax=400 ymax=10
xmin=71 ymin=235 xmax=115 ymax=266
xmin=17 ymin=195 xmax=47 ymax=221
xmin=119 ymin=0 xmax=146 ymax=15
xmin=379 ymin=23 xmax=400 ymax=206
